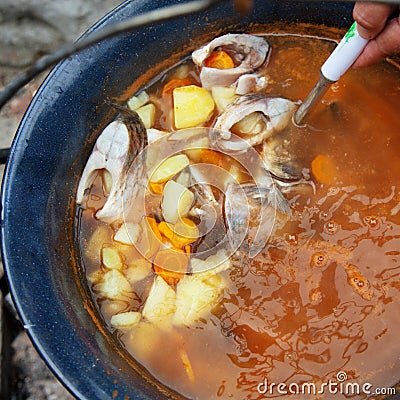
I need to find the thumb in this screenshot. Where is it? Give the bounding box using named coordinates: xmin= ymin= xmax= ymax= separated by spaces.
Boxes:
xmin=353 ymin=16 xmax=400 ymax=68
xmin=353 ymin=3 xmax=396 ymax=39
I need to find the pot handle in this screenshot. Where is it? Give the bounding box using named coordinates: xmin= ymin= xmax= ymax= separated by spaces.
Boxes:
xmin=0 ymin=148 xmax=10 ymax=164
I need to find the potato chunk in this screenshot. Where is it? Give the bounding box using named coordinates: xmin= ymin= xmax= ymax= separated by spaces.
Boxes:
xmin=150 ymin=154 xmax=190 ymax=184
xmin=85 ymin=225 xmax=113 ymax=262
xmin=173 ymin=274 xmax=226 ymax=326
xmin=136 ymin=103 xmax=155 ymax=129
xmin=87 ymin=269 xmax=103 ymax=284
xmin=173 ymin=85 xmax=215 ymax=129
xmin=162 ymin=180 xmax=194 ymax=224
xmin=114 ymin=222 xmax=141 ymax=245
xmin=127 ymin=91 xmax=149 ymax=110
xmin=142 ymin=276 xmax=176 ymax=324
xmin=102 ymin=246 xmax=123 ymax=270
xmin=125 ymin=322 xmax=161 ymax=359
xmin=110 ymin=311 xmax=141 ymax=329
xmin=99 ymin=270 xmax=133 ymax=300
xmin=125 ymin=259 xmax=152 ymax=284
xmin=190 ymin=250 xmax=231 ymax=276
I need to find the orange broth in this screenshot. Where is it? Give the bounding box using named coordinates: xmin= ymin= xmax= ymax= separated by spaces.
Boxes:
xmin=77 ymin=33 xmax=400 ymax=399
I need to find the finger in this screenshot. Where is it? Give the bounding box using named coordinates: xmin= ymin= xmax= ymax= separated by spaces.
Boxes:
xmin=353 ymin=16 xmax=400 ymax=68
xmin=353 ymin=2 xmax=396 ymax=39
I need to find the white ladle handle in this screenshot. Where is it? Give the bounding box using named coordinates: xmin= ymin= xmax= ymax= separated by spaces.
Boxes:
xmin=321 ymin=22 xmax=369 ymax=82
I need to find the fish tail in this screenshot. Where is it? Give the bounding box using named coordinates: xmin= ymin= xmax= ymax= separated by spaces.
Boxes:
xmin=266 ymin=186 xmax=290 ymax=214
xmin=243 ymin=184 xmax=290 ymax=214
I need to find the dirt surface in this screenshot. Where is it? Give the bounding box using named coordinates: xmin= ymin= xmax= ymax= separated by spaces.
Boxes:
xmin=0 ymin=1 xmax=122 ymax=398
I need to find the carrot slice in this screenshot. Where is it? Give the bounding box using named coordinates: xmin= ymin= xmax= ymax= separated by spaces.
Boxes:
xmin=186 ymin=148 xmax=225 ymax=167
xmin=162 ymin=78 xmax=193 ymax=96
xmin=311 ymin=154 xmax=337 ymax=185
xmin=153 ymin=247 xmax=189 ymax=285
xmin=204 ymin=50 xmax=235 ymax=69
xmin=158 ymin=219 xmax=199 ymax=248
xmin=149 ymin=181 xmax=165 ymax=194
xmin=179 ymin=349 xmax=195 ymax=382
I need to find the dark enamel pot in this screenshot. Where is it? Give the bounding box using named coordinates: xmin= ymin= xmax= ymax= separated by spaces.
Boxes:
xmin=1 ymin=1 xmax=364 ymax=399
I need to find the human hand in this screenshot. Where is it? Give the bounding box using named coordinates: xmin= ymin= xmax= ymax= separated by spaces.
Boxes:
xmin=353 ymin=2 xmax=400 ymax=67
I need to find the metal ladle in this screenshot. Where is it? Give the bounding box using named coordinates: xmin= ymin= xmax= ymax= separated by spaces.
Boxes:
xmin=293 ymin=21 xmax=369 ymax=125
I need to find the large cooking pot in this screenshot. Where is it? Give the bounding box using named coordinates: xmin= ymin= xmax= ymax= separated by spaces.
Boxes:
xmin=2 ymin=1 xmax=385 ymax=399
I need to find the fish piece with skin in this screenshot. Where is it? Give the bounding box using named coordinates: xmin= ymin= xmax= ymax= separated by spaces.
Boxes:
xmin=192 ymin=33 xmax=270 ymax=89
xmin=208 ymin=126 xmax=291 ymax=256
xmin=224 ymin=182 xmax=288 ymax=257
xmin=147 ymin=128 xmax=166 ymax=144
xmin=235 ymin=73 xmax=268 ymax=95
xmin=76 ymin=107 xmax=148 ymax=223
xmin=262 ymin=138 xmax=302 ymax=183
xmin=212 ymin=94 xmax=297 ymax=153
xmin=76 ymin=119 xmax=128 ymax=205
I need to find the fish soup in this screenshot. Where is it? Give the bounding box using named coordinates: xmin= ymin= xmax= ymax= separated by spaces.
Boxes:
xmin=76 ymin=28 xmax=400 ymax=399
